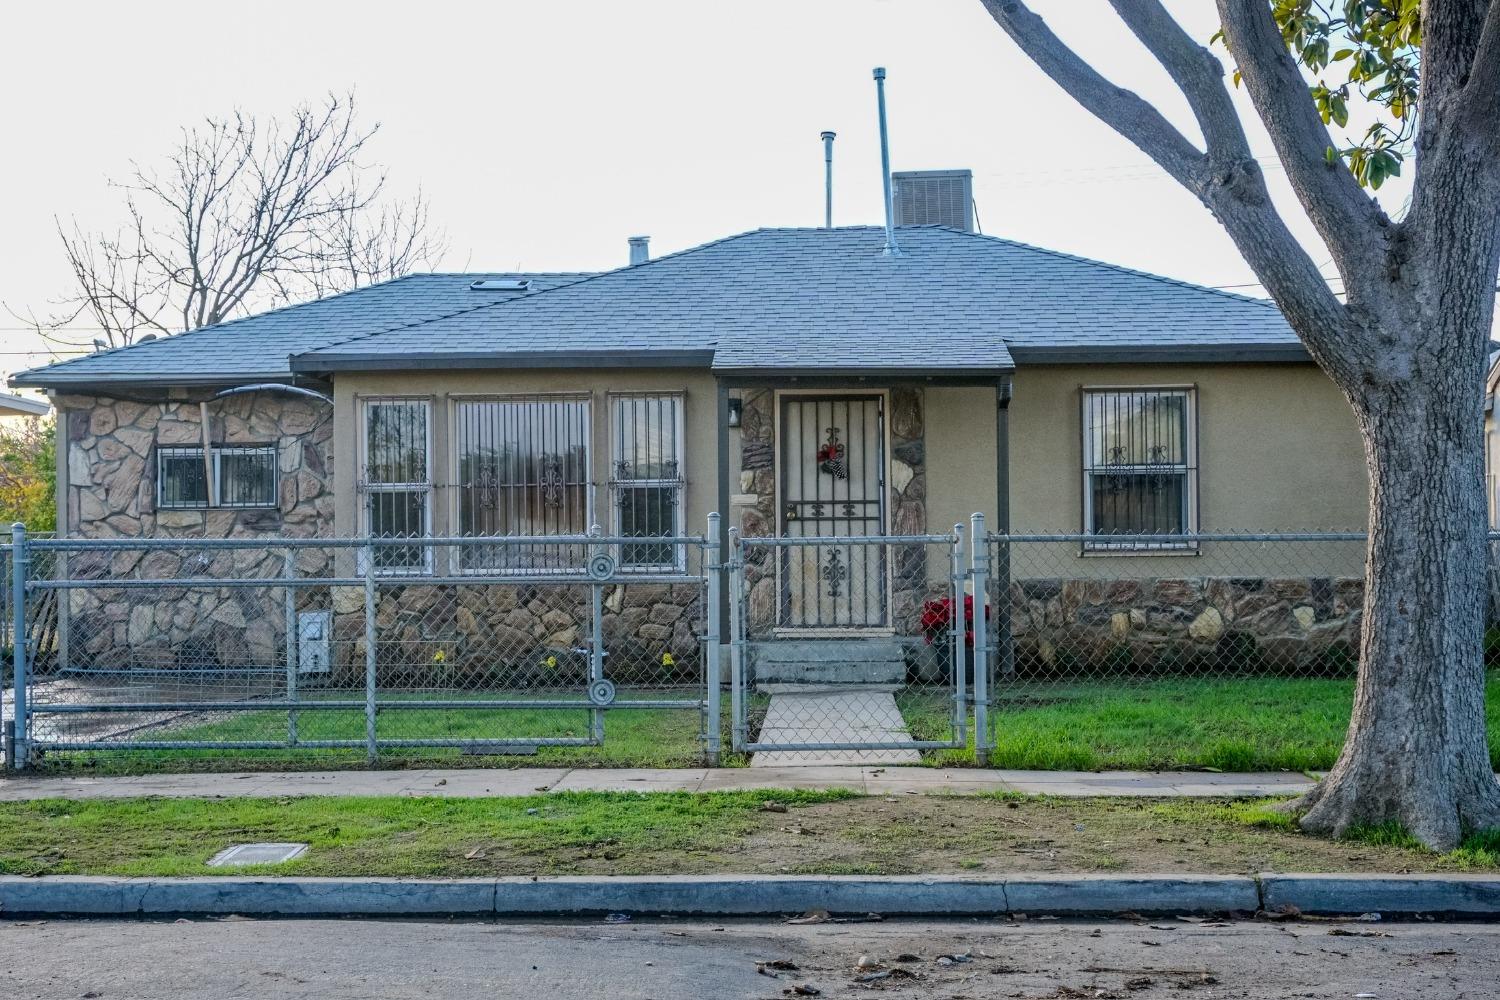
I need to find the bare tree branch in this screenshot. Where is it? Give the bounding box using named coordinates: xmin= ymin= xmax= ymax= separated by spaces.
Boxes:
xmin=1214 ymin=1 xmax=1388 ymax=274
xmin=1108 ymin=0 xmax=1253 ymax=162
xmin=32 ymin=91 xmax=447 ymax=348
xmin=977 ymin=0 xmax=1209 ymax=190
xmin=979 ymin=0 xmax=1354 ymax=379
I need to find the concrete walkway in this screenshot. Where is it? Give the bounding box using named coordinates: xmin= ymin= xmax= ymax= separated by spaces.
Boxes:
xmin=750 ymin=689 xmax=922 ymax=767
xmin=0 ymin=766 xmax=1318 ymax=801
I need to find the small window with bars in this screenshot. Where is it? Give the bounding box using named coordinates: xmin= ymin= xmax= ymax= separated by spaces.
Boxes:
xmin=360 ymin=398 xmax=431 ymax=574
xmin=157 ymin=445 xmax=278 ymax=509
xmin=1082 ymin=387 xmax=1197 ymax=549
xmin=454 ymin=394 xmax=592 ymax=572
xmin=610 ymin=393 xmax=684 ymax=569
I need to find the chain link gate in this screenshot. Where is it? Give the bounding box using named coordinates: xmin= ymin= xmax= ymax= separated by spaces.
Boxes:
xmin=6 ymin=519 xmax=719 ymax=769
xmin=727 ymin=526 xmax=983 ymax=761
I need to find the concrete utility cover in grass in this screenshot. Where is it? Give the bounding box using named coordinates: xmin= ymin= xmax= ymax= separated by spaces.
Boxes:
xmin=206 ymin=843 xmax=309 ymax=867
xmin=751 ymin=689 xmax=922 ymax=767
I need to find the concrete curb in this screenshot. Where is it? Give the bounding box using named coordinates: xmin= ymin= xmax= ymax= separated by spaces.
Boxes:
xmin=2 ymin=873 xmax=1497 ymax=919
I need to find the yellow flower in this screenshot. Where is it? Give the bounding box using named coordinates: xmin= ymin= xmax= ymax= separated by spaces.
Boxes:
xmin=432 ymin=650 xmax=446 ymax=664
xmin=543 ymin=655 xmax=558 ymax=669
xmin=661 ymin=652 xmax=675 ymax=667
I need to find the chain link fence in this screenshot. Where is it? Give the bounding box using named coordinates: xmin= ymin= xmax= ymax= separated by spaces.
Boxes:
xmin=6 ymin=521 xmax=1498 ymax=773
xmin=728 ymin=532 xmax=974 ymax=763
xmin=8 ymin=526 xmax=718 ymax=771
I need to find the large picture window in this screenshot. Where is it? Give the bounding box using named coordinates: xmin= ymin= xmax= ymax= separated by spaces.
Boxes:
xmin=610 ymin=393 xmax=685 ymax=569
xmin=454 ymin=395 xmax=591 ymax=572
xmin=1082 ymin=387 xmax=1197 ymax=549
xmin=360 ymin=398 xmax=431 ymax=573
xmin=157 ymin=445 xmax=277 ymax=509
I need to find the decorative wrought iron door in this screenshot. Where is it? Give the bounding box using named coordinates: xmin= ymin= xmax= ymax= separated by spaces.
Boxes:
xmin=778 ymin=395 xmax=887 ymax=628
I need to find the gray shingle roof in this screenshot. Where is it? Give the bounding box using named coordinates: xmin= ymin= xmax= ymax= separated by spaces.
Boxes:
xmin=9 ymin=272 xmax=591 ymax=388
xmin=13 ymin=226 xmax=1305 ymax=389
xmin=292 ymin=227 xmax=1298 ymax=375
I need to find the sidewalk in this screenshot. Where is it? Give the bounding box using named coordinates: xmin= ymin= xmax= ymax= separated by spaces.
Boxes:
xmin=0 ymin=766 xmax=1318 ymax=801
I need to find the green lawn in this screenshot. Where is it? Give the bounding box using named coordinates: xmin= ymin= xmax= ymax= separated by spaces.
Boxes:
xmin=1 ymin=791 xmax=1496 ymax=877
xmin=977 ymin=674 xmax=1500 ymax=772
xmin=29 ymin=672 xmax=1500 ymax=774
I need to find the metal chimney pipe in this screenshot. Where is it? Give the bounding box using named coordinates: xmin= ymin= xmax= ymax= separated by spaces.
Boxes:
xmin=820 ymin=131 xmax=836 ymax=228
xmin=873 ymin=68 xmax=900 ymax=257
xmin=628 ymin=236 xmax=650 ymax=266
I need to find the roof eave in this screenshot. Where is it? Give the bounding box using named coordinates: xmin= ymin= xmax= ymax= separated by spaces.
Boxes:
xmin=1005 ymin=343 xmax=1310 ymax=365
xmin=8 ymin=371 xmax=299 ymax=390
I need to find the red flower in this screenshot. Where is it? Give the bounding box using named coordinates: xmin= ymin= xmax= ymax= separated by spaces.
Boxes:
xmin=921 ymin=595 xmax=988 ymax=645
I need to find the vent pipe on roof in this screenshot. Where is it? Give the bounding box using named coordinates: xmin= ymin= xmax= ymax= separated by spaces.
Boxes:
xmin=873 ymin=68 xmax=900 ymax=257
xmin=821 ymin=131 xmax=836 ymax=228
xmin=628 ymin=236 xmax=650 ymax=266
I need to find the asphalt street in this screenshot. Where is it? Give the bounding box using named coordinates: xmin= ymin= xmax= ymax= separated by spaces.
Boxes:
xmin=0 ymin=915 xmax=1493 ymax=998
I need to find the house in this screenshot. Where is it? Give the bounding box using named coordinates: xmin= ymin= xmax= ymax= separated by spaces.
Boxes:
xmin=11 ymin=172 xmax=1370 ymax=677
xmin=0 ymin=390 xmax=50 ymax=419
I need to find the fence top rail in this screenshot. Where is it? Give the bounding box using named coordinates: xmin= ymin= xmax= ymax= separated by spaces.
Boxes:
xmin=25 ymin=533 xmax=711 ymax=553
xmin=740 ymin=533 xmax=958 ymax=547
xmin=989 ymin=531 xmax=1372 ymax=544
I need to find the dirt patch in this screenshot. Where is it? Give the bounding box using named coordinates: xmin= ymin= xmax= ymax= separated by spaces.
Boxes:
xmin=709 ymin=796 xmax=1466 ymax=877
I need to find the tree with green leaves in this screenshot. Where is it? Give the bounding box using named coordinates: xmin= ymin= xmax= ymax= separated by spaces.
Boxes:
xmin=983 ymin=0 xmax=1499 ymax=850
xmin=0 ymin=417 xmax=56 ymax=533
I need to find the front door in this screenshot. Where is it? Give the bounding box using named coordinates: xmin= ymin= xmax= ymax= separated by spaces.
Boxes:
xmin=778 ymin=394 xmax=887 ymax=628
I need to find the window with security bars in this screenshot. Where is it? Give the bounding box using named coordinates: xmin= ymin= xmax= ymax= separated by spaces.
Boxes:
xmin=360 ymin=398 xmax=431 ymax=573
xmin=610 ymin=393 xmax=684 ymax=569
xmin=454 ymin=395 xmax=591 ymax=572
xmin=157 ymin=445 xmax=277 ymax=509
xmin=1082 ymin=387 xmax=1197 ymax=548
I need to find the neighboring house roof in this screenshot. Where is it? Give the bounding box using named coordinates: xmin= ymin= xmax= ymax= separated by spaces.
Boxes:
xmin=0 ymin=390 xmax=49 ymax=417
xmin=294 ymin=226 xmax=1300 ymax=376
xmin=7 ymin=273 xmax=591 ymax=389
xmin=12 ymin=226 xmax=1305 ymax=389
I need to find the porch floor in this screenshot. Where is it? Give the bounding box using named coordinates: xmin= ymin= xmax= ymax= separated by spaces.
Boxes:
xmin=749 ymin=688 xmax=922 ymax=767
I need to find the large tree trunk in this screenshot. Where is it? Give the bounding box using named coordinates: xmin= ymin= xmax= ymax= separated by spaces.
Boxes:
xmin=1289 ymin=317 xmax=1500 ymax=850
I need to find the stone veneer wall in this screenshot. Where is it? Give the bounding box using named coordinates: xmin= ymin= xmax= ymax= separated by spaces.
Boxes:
xmin=326 ymin=580 xmax=706 ymax=688
xmin=54 ymin=391 xmax=335 ymax=671
xmin=54 ymin=391 xmax=705 ymax=684
xmin=1005 ymin=574 xmax=1365 ymax=676
xmin=735 ymin=387 xmax=932 ymax=635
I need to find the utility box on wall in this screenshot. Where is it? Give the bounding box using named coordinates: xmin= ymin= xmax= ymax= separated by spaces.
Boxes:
xmin=297 ymin=611 xmax=332 ymax=675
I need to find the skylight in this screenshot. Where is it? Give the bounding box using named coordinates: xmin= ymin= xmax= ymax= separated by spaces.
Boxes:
xmin=470 ymin=278 xmax=533 ymax=292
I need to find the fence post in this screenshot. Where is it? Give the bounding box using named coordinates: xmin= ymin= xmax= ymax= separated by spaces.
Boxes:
xmin=727 ymin=527 xmax=745 ymax=752
xmin=950 ymin=524 xmax=968 ymax=747
xmin=588 ymin=524 xmax=606 ymax=746
xmin=9 ymin=523 xmax=27 ymax=770
xmin=970 ymin=512 xmax=991 ymax=767
xmin=704 ymin=512 xmax=722 ymax=766
xmin=283 ymin=548 xmax=298 ymax=747
xmin=363 ymin=542 xmax=377 ymax=765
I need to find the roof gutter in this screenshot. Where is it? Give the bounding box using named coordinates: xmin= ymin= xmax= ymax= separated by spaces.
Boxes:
xmin=1005 ymin=343 xmax=1311 ymax=365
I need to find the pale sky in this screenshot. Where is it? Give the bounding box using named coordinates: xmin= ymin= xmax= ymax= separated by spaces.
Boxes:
xmin=0 ymin=0 xmax=1411 ymax=389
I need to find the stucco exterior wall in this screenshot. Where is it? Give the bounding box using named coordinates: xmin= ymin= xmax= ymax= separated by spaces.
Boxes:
xmin=331 ymin=369 xmax=721 ymax=542
xmin=1010 ymin=363 xmax=1367 ymax=531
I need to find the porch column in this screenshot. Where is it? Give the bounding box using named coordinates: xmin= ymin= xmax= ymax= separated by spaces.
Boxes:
xmin=995 ymin=375 xmax=1015 ymax=679
xmin=715 ymin=378 xmax=732 ymax=633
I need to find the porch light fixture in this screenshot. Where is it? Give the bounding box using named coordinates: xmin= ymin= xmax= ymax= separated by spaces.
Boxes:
xmin=727 ymin=397 xmax=743 ymax=427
